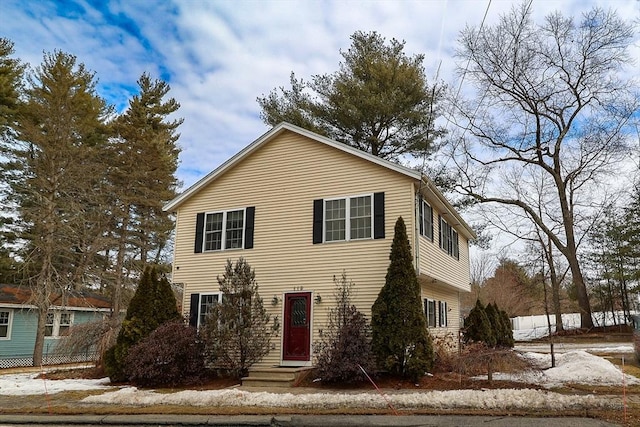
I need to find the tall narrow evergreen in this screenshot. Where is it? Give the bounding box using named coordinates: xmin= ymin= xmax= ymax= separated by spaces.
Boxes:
xmin=105 ymin=265 xmax=180 ymax=382
xmin=371 ymin=217 xmax=433 ymax=381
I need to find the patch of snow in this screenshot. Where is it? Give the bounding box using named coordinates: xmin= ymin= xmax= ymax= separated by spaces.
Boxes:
xmin=81 ymin=387 xmax=616 ymax=411
xmin=479 ymin=350 xmax=640 ymax=389
xmin=0 ymin=373 xmax=111 ymax=396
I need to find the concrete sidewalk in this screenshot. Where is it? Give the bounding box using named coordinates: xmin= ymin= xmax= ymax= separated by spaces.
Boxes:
xmin=0 ymin=414 xmax=620 ymax=426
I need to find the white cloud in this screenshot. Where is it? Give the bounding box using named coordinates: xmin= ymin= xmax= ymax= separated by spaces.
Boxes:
xmin=2 ymin=0 xmax=637 ymax=191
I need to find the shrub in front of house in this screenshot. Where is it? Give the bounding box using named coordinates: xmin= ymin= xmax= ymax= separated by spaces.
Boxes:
xmin=315 ymin=272 xmax=375 ymax=383
xmin=105 ymin=266 xmax=181 ymax=382
xmin=372 ymin=217 xmax=434 ymax=382
xmin=125 ymin=320 xmax=206 ymax=388
xmin=200 ymin=258 xmax=276 ymax=379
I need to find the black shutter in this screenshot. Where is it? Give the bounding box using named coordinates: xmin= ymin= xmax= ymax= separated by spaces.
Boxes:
xmin=194 ymin=213 xmax=205 ymax=253
xmin=244 ymin=206 xmax=255 ymax=249
xmin=418 ymin=198 xmax=424 ymax=236
xmin=188 ymin=293 xmax=200 ymax=327
xmin=438 ymin=214 xmax=442 ymax=248
xmin=373 ymin=192 xmax=385 ymax=239
xmin=313 ymin=199 xmax=323 ymax=244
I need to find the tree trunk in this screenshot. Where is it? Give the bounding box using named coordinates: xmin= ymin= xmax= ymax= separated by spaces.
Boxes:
xmin=32 ymin=308 xmax=47 ymax=367
xmin=566 ymin=255 xmax=594 ymax=329
xmin=111 ymin=205 xmax=130 ymax=326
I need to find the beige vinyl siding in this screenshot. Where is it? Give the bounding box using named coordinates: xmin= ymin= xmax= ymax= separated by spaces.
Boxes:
xmin=171 ymin=130 xmax=416 ymax=366
xmin=417 ymin=203 xmax=471 ymax=292
xmin=419 ymin=278 xmax=462 ymax=351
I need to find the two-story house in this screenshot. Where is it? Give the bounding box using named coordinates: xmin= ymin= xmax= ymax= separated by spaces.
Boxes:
xmin=164 ymin=122 xmax=475 ymax=369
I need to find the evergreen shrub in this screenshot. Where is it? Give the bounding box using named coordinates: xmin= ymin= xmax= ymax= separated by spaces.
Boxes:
xmin=371 ymin=217 xmax=434 ymax=381
xmin=105 ymin=265 xmax=181 ymax=382
xmin=463 ymin=300 xmax=495 ymax=346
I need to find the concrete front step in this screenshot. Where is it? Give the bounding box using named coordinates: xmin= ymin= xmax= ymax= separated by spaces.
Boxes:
xmin=241 ymin=366 xmax=314 ymax=388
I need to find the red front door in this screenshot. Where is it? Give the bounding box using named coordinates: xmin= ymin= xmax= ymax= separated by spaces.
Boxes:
xmin=283 ymin=292 xmax=311 ymax=361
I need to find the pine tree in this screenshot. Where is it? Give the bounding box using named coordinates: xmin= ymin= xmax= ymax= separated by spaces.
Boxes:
xmin=201 ymin=258 xmax=275 ymax=378
xmin=258 ymin=31 xmax=443 ymax=161
xmin=2 ymin=50 xmax=112 ymax=366
xmin=108 ymin=73 xmax=182 ymax=323
xmin=371 ymin=217 xmax=434 ymax=381
xmin=105 ymin=265 xmax=180 ymax=381
xmin=0 ymin=38 xmax=23 ymax=138
xmin=464 ymin=300 xmax=495 ymax=347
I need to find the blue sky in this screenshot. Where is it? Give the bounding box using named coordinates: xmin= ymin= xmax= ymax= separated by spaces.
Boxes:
xmin=2 ymin=0 xmax=638 ymax=190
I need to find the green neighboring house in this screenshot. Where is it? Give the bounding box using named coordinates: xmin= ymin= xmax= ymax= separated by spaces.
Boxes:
xmin=0 ymin=284 xmax=111 ymax=369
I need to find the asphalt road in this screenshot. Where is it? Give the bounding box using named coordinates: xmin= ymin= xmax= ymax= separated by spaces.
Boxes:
xmin=0 ymin=414 xmax=621 ymax=426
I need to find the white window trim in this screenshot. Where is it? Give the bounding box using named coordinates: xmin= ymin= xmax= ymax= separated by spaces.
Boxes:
xmin=197 ymin=292 xmax=223 ymax=328
xmin=203 ymin=208 xmax=246 ymax=252
xmin=424 ymin=298 xmax=436 ymax=328
xmin=45 ymin=311 xmax=74 ymax=339
xmin=421 ymin=200 xmax=433 ymax=241
xmin=439 ymin=216 xmax=460 ymax=260
xmin=323 ymin=193 xmax=373 ymax=242
xmin=0 ymin=308 xmax=12 ymax=340
xmin=438 ymin=301 xmax=448 ymax=327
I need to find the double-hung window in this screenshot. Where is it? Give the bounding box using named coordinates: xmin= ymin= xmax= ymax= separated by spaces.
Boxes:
xmin=198 ymin=293 xmax=221 ymax=328
xmin=195 ymin=207 xmax=255 ymax=253
xmin=439 ymin=216 xmax=459 ymax=259
xmin=205 ymin=209 xmax=244 ymax=250
xmin=45 ymin=311 xmax=74 ymax=337
xmin=0 ymin=309 xmax=11 ymax=339
xmin=313 ymin=192 xmax=384 ymax=244
xmin=59 ymin=312 xmax=72 ymax=336
xmin=45 ymin=312 xmax=55 ymax=337
xmin=419 ymin=199 xmax=433 ymax=241
xmin=424 ymin=299 xmax=436 ymax=328
xmin=438 ymin=301 xmax=448 ymax=327
xmin=324 ymin=195 xmax=372 ymax=242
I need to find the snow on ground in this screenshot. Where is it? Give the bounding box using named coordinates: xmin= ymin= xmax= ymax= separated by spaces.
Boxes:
xmin=81 ymin=387 xmax=615 ymax=411
xmin=478 ymin=350 xmax=640 ymax=389
xmin=0 ymin=351 xmax=635 ymax=411
xmin=0 ymin=372 xmax=111 ymax=396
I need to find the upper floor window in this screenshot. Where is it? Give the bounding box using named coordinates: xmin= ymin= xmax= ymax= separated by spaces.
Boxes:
xmin=325 ymin=195 xmax=372 ymax=242
xmin=0 ymin=310 xmax=11 ymax=339
xmin=313 ymin=192 xmax=385 ymax=244
xmin=439 ymin=216 xmax=459 ymax=260
xmin=419 ymin=199 xmax=433 ymax=241
xmin=194 ymin=207 xmax=255 ymax=253
xmin=205 ymin=209 xmax=244 ymax=250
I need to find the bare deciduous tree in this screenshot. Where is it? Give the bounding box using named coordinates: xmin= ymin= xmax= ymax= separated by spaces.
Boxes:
xmin=449 ymin=4 xmax=639 ymax=328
